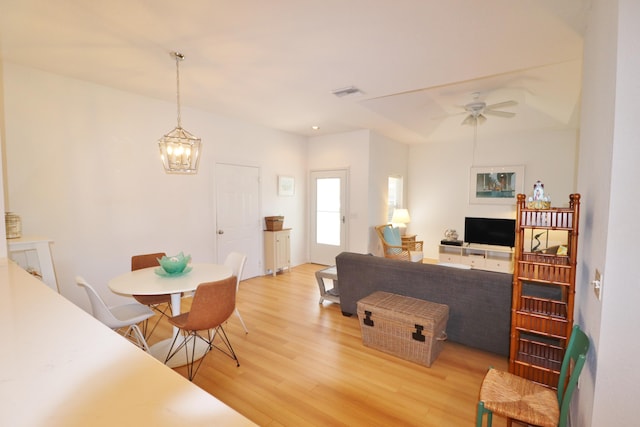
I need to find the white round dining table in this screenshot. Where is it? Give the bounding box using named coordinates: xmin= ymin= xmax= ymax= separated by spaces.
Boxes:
xmin=108 ymin=263 xmax=233 ymax=367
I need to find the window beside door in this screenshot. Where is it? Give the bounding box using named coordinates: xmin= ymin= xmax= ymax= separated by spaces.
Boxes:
xmin=387 ymin=175 xmax=404 ymax=222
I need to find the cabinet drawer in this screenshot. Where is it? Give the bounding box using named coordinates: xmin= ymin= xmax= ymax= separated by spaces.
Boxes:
xmin=465 ymin=256 xmax=486 ymax=268
xmin=485 ymin=258 xmax=512 ymax=273
xmin=439 ymin=254 xmax=461 ymax=264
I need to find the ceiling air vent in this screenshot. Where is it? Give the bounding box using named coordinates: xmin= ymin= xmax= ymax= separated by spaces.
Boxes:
xmin=331 ymin=86 xmax=364 ymax=98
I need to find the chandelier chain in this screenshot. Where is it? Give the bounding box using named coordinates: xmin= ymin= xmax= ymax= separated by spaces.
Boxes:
xmin=174 ymin=52 xmax=184 ymax=128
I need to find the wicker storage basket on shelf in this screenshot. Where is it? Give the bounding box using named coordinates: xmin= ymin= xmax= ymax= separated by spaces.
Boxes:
xmin=265 ymin=216 xmax=284 ymax=231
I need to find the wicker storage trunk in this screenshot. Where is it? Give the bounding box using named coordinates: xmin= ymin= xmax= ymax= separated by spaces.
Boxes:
xmin=357 ymin=291 xmax=449 ymax=367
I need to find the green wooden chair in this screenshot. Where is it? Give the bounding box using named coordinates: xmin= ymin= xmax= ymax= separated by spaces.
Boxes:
xmin=476 ymin=325 xmax=590 ymax=427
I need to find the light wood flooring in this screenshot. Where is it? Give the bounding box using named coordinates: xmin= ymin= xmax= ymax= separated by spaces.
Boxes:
xmin=148 ymin=263 xmax=508 ymax=427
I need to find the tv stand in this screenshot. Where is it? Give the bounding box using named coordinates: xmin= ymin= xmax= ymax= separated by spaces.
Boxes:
xmin=438 ymin=243 xmax=513 ymax=274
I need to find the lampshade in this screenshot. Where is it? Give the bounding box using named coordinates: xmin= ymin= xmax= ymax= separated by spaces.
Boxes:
xmin=158 ymin=52 xmax=201 ymax=174
xmin=391 ymin=208 xmax=411 ymax=225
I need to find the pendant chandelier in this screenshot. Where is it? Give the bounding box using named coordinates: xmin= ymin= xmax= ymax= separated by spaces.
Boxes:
xmin=158 ymin=51 xmax=201 ymax=174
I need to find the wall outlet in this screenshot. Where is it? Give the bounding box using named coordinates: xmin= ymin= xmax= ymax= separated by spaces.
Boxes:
xmin=592 ymin=269 xmax=603 ymax=300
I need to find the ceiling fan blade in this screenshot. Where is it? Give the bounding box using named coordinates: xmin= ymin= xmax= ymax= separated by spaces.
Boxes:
xmin=461 ymin=115 xmax=475 ymax=126
xmin=431 ymin=110 xmax=466 ymax=121
xmin=484 ymin=109 xmax=516 ymax=118
xmin=485 ymin=100 xmax=518 ymax=109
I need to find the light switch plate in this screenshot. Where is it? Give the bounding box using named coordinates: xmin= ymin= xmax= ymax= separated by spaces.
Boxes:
xmin=593 ymin=269 xmax=603 ymax=300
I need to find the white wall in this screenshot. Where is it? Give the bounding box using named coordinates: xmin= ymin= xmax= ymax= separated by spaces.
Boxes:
xmin=0 ymin=60 xmax=6 ymax=257
xmin=2 ymin=63 xmax=307 ymax=312
xmin=577 ymin=0 xmax=639 ymax=425
xmin=308 ymin=129 xmax=409 ymax=256
xmin=572 ymin=1 xmax=616 ymax=424
xmin=409 ymin=129 xmax=578 ymax=259
xmin=369 ymin=131 xmax=408 ymax=254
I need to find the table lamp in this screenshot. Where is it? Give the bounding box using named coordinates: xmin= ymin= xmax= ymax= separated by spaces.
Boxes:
xmin=391 ymin=208 xmax=411 ymax=235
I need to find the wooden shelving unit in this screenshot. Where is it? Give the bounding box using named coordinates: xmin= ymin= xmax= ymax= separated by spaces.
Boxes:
xmin=509 ymin=193 xmax=580 ymax=389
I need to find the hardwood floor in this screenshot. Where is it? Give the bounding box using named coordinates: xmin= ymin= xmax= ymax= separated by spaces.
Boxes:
xmin=148 ymin=263 xmax=508 ymax=426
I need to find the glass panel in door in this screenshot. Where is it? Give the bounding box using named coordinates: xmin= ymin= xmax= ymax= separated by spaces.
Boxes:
xmin=310 ymin=170 xmax=348 ymax=265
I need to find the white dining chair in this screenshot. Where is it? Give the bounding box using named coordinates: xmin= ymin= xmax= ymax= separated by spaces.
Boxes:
xmin=76 ymin=276 xmax=154 ymax=352
xmin=224 ymin=252 xmax=249 ymax=333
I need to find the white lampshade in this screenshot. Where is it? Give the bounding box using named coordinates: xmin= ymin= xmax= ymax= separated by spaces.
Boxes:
xmin=391 ymin=208 xmax=411 ymax=225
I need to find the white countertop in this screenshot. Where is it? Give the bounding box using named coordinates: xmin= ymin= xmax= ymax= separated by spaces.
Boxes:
xmin=0 ymin=260 xmax=255 ymax=427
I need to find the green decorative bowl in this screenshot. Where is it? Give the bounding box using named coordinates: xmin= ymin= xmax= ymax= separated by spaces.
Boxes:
xmin=157 ymin=252 xmax=191 ymax=274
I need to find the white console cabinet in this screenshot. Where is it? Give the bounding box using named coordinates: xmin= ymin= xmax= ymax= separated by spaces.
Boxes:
xmin=438 ymin=243 xmax=513 ymax=274
xmin=8 ymin=236 xmax=60 ymax=292
xmin=264 ymin=229 xmax=291 ymax=276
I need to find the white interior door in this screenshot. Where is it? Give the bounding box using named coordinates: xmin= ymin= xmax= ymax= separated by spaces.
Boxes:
xmin=309 ymin=169 xmax=348 ymax=265
xmin=215 ymin=163 xmax=261 ymax=279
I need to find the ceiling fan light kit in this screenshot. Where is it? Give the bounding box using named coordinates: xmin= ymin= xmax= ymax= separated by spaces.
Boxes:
xmin=460 ymin=94 xmax=517 ymax=126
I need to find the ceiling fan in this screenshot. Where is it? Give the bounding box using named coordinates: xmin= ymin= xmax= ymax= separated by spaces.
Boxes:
xmin=459 ymin=93 xmax=518 ymax=126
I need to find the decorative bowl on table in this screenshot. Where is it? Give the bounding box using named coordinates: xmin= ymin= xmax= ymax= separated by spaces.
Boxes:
xmin=156 ymin=252 xmax=192 ymax=276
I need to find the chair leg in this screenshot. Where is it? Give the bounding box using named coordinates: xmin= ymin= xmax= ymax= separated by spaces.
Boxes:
xmin=140 ymin=318 xmax=148 ymax=338
xmin=164 ymin=331 xmax=212 ymax=382
xmin=185 ymin=332 xmax=218 ymax=381
xmin=165 ymin=325 xmax=240 ymax=381
xmin=476 ymin=401 xmax=493 ymax=427
xmin=142 ymin=302 xmax=172 ymax=340
xmin=164 ymin=331 xmax=183 ymax=364
xmin=186 ymin=332 xmax=198 ymax=381
xmin=212 ymin=325 xmax=240 ymax=367
xmin=235 ymin=308 xmax=249 ymax=334
xmin=121 ymin=324 xmax=150 ymax=352
xmin=132 ymin=324 xmax=150 ymax=352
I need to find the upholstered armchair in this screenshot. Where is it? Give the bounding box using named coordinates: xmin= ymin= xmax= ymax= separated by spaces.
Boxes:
xmin=375 ymin=224 xmax=424 ymax=262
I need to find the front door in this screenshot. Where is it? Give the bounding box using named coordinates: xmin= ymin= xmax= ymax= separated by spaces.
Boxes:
xmin=309 ymin=169 xmax=348 ymax=265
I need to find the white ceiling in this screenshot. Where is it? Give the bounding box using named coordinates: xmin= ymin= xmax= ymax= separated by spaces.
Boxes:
xmin=0 ymin=0 xmax=587 ymax=144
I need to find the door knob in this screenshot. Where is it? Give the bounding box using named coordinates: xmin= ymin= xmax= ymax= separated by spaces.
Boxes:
xmin=218 ymin=229 xmax=224 ymax=234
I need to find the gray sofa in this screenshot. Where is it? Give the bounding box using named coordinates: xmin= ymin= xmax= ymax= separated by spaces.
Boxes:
xmin=335 ymin=252 xmax=513 ymax=356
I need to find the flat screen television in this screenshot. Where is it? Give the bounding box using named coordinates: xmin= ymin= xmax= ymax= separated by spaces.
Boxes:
xmin=464 ymin=217 xmax=516 ymax=248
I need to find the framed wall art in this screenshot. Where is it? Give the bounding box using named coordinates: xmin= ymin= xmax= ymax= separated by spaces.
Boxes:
xmin=469 ymin=165 xmax=524 ymax=205
xmin=278 ymin=175 xmax=295 ymax=196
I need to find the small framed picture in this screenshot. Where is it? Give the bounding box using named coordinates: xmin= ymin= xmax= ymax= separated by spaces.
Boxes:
xmin=469 ymin=165 xmax=524 ymax=205
xmin=278 ymin=175 xmax=295 ymax=196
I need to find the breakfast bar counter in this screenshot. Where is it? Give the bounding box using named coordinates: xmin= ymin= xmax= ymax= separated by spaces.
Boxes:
xmin=0 ymin=259 xmax=255 ymax=426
